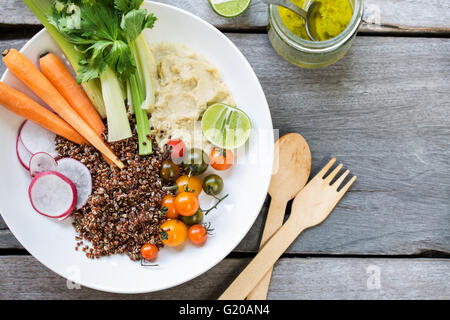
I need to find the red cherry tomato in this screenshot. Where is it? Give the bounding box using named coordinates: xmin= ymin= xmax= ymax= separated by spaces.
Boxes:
xmin=167 ymin=139 xmax=186 ymax=160
xmin=210 ymin=148 xmax=233 ymax=171
xmin=188 ymin=224 xmax=208 ymax=246
xmin=175 ymin=191 xmax=199 ymax=216
xmin=140 ymin=243 xmax=158 ymax=260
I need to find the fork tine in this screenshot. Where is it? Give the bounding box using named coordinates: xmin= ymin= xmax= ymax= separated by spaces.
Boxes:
xmin=338 ymin=175 xmax=357 ymax=194
xmin=324 ymin=163 xmax=343 ymax=184
xmin=317 ymin=158 xmax=337 ymax=178
xmin=332 ymin=169 xmax=350 ymax=188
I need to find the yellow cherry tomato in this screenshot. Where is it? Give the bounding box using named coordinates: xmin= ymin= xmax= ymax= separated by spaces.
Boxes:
xmin=176 ymin=175 xmax=202 ymax=196
xmin=159 ymin=219 xmax=188 ymax=247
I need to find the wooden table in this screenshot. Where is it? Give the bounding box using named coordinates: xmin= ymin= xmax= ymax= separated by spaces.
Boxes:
xmin=0 ymin=0 xmax=449 ymax=300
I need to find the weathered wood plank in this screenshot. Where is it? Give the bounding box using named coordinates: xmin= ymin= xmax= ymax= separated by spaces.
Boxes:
xmin=0 ymin=230 xmax=22 ymax=249
xmin=1 ymin=0 xmax=449 ymax=34
xmin=0 ymin=39 xmax=27 ymax=54
xmin=361 ymin=0 xmax=450 ymax=34
xmin=0 ymin=36 xmax=449 ymax=255
xmin=233 ymin=34 xmax=450 ymax=254
xmin=0 ymin=256 xmax=448 ymax=299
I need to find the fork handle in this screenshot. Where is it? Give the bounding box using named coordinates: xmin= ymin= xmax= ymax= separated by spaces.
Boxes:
xmin=218 ymin=218 xmax=307 ymax=300
xmin=246 ymin=197 xmax=288 ymax=300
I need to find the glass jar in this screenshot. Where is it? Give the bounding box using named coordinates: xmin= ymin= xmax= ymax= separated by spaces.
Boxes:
xmin=267 ymin=0 xmax=364 ymax=69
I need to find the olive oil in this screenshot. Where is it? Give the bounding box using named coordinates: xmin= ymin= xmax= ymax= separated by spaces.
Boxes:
xmin=279 ymin=0 xmax=353 ymax=41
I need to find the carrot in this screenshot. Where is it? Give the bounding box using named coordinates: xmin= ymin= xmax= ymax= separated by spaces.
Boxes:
xmin=0 ymin=82 xmax=86 ymax=145
xmin=39 ymin=53 xmax=105 ymax=137
xmin=2 ymin=48 xmax=124 ymax=169
xmin=38 ymin=53 xmax=114 ymax=166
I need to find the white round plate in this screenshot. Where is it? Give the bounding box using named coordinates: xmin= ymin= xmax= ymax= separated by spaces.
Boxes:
xmin=0 ymin=1 xmax=273 ymax=293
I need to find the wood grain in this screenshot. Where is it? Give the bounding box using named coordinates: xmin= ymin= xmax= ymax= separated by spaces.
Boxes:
xmin=233 ymin=34 xmax=450 ymax=255
xmin=0 ymin=36 xmax=449 ymax=255
xmin=0 ymin=256 xmax=448 ymax=299
xmin=1 ymin=0 xmax=449 ymax=34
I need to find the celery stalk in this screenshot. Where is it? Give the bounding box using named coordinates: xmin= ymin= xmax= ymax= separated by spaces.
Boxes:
xmin=128 ymin=42 xmax=152 ymax=155
xmin=134 ymin=34 xmax=157 ymax=112
xmin=100 ymin=67 xmax=132 ymax=142
xmin=129 ymin=75 xmax=152 ymax=155
xmin=23 ymin=0 xmax=107 ymax=118
xmin=126 ymin=80 xmax=134 ymax=114
xmin=83 ymin=79 xmax=106 ymax=119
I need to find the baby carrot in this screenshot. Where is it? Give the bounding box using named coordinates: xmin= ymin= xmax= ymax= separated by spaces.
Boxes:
xmin=0 ymin=82 xmax=86 ymax=145
xmin=2 ymin=48 xmax=124 ymax=169
xmin=39 ymin=52 xmax=105 ymax=137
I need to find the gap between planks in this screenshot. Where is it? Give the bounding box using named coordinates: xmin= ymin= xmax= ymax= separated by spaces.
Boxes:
xmin=1 ymin=25 xmax=450 ymax=40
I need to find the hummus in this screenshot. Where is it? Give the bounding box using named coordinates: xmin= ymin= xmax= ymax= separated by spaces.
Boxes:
xmin=149 ymin=43 xmax=235 ymax=151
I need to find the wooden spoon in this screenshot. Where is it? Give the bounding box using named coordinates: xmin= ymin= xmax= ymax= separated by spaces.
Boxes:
xmin=246 ymin=133 xmax=311 ymax=300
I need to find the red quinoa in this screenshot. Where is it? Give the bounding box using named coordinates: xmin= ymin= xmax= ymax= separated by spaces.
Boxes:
xmin=55 ymin=121 xmax=169 ymax=261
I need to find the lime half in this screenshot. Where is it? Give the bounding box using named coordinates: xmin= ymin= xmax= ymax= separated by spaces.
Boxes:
xmin=209 ymin=0 xmax=252 ymax=18
xmin=201 ymin=103 xmax=252 ymax=149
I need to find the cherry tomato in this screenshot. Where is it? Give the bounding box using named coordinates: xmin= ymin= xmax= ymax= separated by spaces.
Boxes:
xmin=159 ymin=219 xmax=188 ymax=247
xmin=176 ymin=175 xmax=202 ymax=196
xmin=175 ymin=191 xmax=199 ymax=216
xmin=161 ymin=194 xmax=178 ymax=219
xmin=202 ymin=174 xmax=224 ymax=195
xmin=181 ymin=208 xmax=204 ymax=226
xmin=182 ymin=148 xmax=209 ymax=175
xmin=188 ymin=224 xmax=208 ymax=246
xmin=140 ymin=243 xmax=158 ymax=260
xmin=167 ymin=139 xmax=186 ymax=160
xmin=160 ymin=159 xmax=181 ymax=182
xmin=210 ymin=148 xmax=233 ymax=171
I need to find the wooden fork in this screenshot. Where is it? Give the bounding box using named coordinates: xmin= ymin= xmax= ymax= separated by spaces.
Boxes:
xmin=218 ymin=158 xmax=356 ymax=300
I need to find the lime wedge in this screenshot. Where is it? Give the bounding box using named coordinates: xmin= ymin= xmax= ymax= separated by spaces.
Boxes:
xmin=201 ymin=103 xmax=252 ymax=149
xmin=209 ymin=0 xmax=252 ymax=18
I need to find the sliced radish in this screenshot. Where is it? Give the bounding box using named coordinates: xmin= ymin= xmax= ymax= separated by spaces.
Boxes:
xmin=20 ymin=120 xmax=57 ymax=157
xmin=56 ymin=158 xmax=92 ymax=209
xmin=29 ymin=152 xmax=58 ymax=177
xmin=29 ymin=171 xmax=77 ymax=219
xmin=16 ymin=123 xmax=32 ymax=170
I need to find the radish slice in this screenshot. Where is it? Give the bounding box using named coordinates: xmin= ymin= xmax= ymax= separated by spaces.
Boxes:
xmin=57 ymin=158 xmax=92 ymax=209
xmin=29 ymin=152 xmax=58 ymax=177
xmin=16 ymin=123 xmax=32 ymax=170
xmin=29 ymin=171 xmax=77 ymax=218
xmin=20 ymin=120 xmax=57 ymax=157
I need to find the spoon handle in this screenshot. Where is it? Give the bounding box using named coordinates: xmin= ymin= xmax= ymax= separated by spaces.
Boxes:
xmin=246 ymin=197 xmax=287 ymax=300
xmin=260 ymin=0 xmax=307 ymax=20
